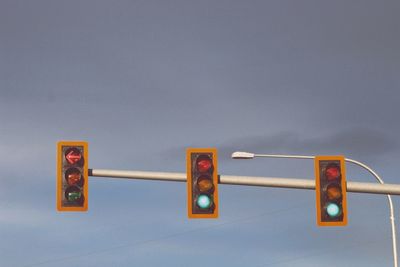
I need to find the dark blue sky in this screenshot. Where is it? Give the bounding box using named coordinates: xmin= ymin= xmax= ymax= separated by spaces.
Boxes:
xmin=1 ymin=0 xmax=399 ymax=266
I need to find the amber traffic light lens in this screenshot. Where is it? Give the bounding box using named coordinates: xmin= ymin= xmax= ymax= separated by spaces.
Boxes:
xmin=65 ymin=168 xmax=82 ymax=186
xmin=326 ymin=184 xmax=342 ymax=201
xmin=68 ymin=172 xmax=81 ymax=185
xmin=325 ymin=165 xmax=340 ymax=181
xmin=196 ymin=156 xmax=213 ymax=173
xmin=197 ymin=176 xmax=214 ymax=193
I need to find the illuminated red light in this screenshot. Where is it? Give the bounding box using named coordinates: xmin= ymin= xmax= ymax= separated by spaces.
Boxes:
xmin=65 ymin=149 xmax=82 ymax=164
xmin=326 ymin=166 xmax=340 ymax=181
xmin=196 ymin=157 xmax=213 ymax=173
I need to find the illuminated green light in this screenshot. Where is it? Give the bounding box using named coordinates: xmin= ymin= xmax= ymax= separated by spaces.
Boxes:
xmin=196 ymin=194 xmax=212 ymax=209
xmin=326 ymin=203 xmax=341 ymax=218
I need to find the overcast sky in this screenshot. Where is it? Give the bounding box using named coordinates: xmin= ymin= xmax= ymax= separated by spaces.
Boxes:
xmin=1 ymin=0 xmax=400 ymax=266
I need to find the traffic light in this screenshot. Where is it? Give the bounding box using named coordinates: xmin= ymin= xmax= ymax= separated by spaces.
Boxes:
xmin=315 ymin=156 xmax=347 ymax=226
xmin=187 ymin=148 xmax=218 ymax=219
xmin=57 ymin=141 xmax=88 ymax=212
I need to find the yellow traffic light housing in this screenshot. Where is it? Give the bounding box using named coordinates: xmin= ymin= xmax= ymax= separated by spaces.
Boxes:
xmin=57 ymin=141 xmax=88 ymax=212
xmin=315 ymin=155 xmax=347 ymax=226
xmin=187 ymin=148 xmax=219 ymax=219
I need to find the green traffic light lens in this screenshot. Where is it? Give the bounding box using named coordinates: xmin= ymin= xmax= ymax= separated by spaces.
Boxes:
xmin=196 ymin=194 xmax=212 ymax=209
xmin=65 ymin=186 xmax=83 ymax=202
xmin=67 ymin=191 xmax=82 ymax=201
xmin=326 ymin=203 xmax=341 ymax=218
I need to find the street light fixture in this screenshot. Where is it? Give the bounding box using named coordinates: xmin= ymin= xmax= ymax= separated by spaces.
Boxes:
xmin=231 ymin=151 xmax=255 ymax=159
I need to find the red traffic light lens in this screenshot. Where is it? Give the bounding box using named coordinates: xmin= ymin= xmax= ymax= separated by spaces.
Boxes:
xmin=196 ymin=156 xmax=213 ymax=173
xmin=65 ymin=148 xmax=82 ymax=165
xmin=325 ymin=165 xmax=340 ymax=181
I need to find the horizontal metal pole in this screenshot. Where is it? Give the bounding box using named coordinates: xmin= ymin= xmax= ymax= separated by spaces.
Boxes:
xmin=89 ymin=169 xmax=400 ymax=195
